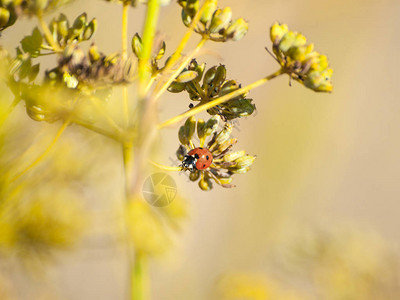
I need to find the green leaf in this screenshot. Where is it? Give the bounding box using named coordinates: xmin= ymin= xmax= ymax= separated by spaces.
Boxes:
xmin=21 ymin=27 xmax=43 ymax=57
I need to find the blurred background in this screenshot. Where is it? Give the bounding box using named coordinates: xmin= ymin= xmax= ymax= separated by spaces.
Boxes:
xmin=1 ymin=0 xmax=400 ymax=299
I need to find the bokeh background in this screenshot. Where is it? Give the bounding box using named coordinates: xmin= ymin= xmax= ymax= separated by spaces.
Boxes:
xmin=1 ymin=0 xmax=400 ymax=299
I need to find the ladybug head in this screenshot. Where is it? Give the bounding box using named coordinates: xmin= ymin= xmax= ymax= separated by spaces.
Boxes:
xmin=181 ymin=154 xmax=197 ymax=172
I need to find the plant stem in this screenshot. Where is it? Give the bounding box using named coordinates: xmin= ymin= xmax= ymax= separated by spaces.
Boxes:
xmin=138 ymin=0 xmax=160 ymax=98
xmin=10 ymin=120 xmax=70 ymax=182
xmin=122 ymin=142 xmax=134 ymax=198
xmin=73 ymin=119 xmax=121 ymax=141
xmin=122 ymin=2 xmax=130 ymax=127
xmin=158 ymin=69 xmax=284 ymax=128
xmin=122 ymin=3 xmax=129 ymax=59
xmin=150 ymin=160 xmax=182 ymax=171
xmin=0 ymin=97 xmax=20 ymax=127
xmin=121 ymin=141 xmax=142 ymax=300
xmin=131 ymin=252 xmax=150 ymax=300
xmin=37 ymin=13 xmax=61 ymax=53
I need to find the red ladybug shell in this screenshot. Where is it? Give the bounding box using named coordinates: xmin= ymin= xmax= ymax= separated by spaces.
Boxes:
xmin=188 ymin=147 xmax=213 ymax=170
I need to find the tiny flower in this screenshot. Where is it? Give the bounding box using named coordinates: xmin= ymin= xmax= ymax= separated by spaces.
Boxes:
xmin=269 ymin=22 xmax=333 ymax=93
xmin=176 ymin=116 xmax=256 ymax=191
xmin=168 ymin=60 xmax=256 ymax=121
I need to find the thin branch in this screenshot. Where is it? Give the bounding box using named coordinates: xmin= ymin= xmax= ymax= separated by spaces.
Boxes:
xmin=122 ymin=2 xmax=130 ymax=127
xmin=37 ymin=13 xmax=61 ymax=53
xmin=150 ymin=160 xmax=182 ymax=171
xmin=11 ymin=120 xmax=70 ymax=182
xmin=158 ymin=69 xmax=284 ymax=129
xmin=138 ymin=0 xmax=160 ymax=98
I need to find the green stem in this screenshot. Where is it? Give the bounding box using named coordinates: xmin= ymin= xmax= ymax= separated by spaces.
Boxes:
xmin=37 ymin=13 xmax=61 ymax=53
xmin=0 ymin=97 xmax=20 ymax=127
xmin=73 ymin=119 xmax=121 ymax=141
xmin=122 ymin=142 xmax=134 ymax=198
xmin=150 ymin=160 xmax=182 ymax=171
xmin=158 ymin=69 xmax=284 ymax=128
xmin=122 ymin=2 xmax=130 ymax=127
xmin=138 ymin=0 xmax=160 ymax=98
xmin=10 ymin=120 xmax=70 ymax=182
xmin=131 ymin=252 xmax=150 ymax=300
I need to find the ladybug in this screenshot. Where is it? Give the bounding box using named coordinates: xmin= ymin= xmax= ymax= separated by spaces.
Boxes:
xmin=181 ymin=147 xmax=213 ymax=172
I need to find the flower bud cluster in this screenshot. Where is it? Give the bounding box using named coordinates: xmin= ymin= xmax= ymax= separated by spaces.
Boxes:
xmin=178 ymin=0 xmax=248 ymax=42
xmin=47 ymin=43 xmax=136 ymax=87
xmin=48 ymin=13 xmax=97 ymax=49
xmin=0 ymin=0 xmax=72 ymax=19
xmin=270 ymin=22 xmax=333 ymax=92
xmin=177 ymin=116 xmax=256 ymax=191
xmin=168 ymin=60 xmax=255 ymax=121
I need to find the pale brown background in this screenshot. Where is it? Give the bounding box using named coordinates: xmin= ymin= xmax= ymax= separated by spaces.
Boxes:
xmin=3 ymin=0 xmax=400 ymax=299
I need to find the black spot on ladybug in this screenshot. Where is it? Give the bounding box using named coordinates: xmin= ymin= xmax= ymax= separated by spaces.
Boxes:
xmin=199 ymin=147 xmax=203 ymax=149
xmin=194 ymin=153 xmax=199 ymax=159
xmin=206 ymin=155 xmax=209 ymax=160
xmin=203 ymin=164 xmax=206 ymax=168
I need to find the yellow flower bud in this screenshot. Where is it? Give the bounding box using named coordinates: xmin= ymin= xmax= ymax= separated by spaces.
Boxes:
xmin=178 ymin=126 xmax=189 ymax=146
xmin=210 ymin=7 xmax=232 ymax=33
xmin=0 ymin=7 xmax=10 ymax=28
xmin=175 ymin=70 xmax=198 ymax=83
xmin=278 ymin=31 xmax=296 ymax=53
xmin=212 ymin=123 xmax=233 ymax=149
xmin=225 ymin=18 xmax=248 ymax=41
xmin=82 ymin=18 xmax=97 ymax=41
xmin=155 ymin=41 xmax=166 ymax=61
xmin=88 ymin=44 xmax=101 ymax=62
xmin=215 ymin=138 xmax=237 ymax=155
xmin=293 ymin=32 xmax=307 ymax=48
xmin=230 ymin=166 xmax=250 ymax=174
xmin=223 ymin=150 xmax=246 ymax=162
xmin=199 ymin=175 xmax=213 ymax=191
xmin=197 ymin=118 xmax=206 ymax=139
xmin=270 ymin=22 xmax=288 ymax=43
xmin=212 ymin=65 xmax=227 ymax=88
xmin=204 ymin=115 xmax=220 ymax=136
xmin=201 ymin=0 xmax=217 ymax=24
xmin=167 ymin=81 xmax=186 ymax=93
xmin=203 ymin=65 xmax=217 ymax=86
xmin=184 ymin=116 xmax=196 ymax=141
xmin=189 ymin=170 xmax=200 ymax=181
xmin=217 ymin=177 xmax=232 ymax=185
xmin=131 ymin=33 xmax=143 ymax=58
xmin=57 ymin=14 xmax=69 ymax=38
xmin=234 ymin=155 xmax=256 ymax=169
